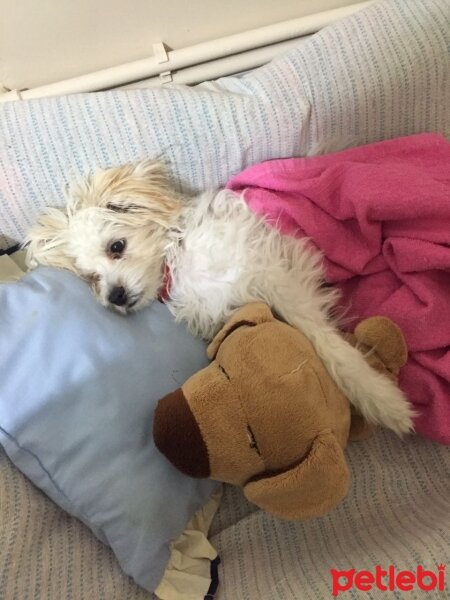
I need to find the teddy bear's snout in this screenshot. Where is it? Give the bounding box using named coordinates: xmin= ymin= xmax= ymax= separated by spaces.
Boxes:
xmin=153 ymin=388 xmax=211 ymax=478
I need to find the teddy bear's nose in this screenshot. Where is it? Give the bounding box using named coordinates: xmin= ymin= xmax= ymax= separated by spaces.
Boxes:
xmin=153 ymin=388 xmax=210 ymax=478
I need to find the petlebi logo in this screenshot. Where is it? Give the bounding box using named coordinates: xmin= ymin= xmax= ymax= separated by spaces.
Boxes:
xmin=331 ymin=564 xmax=446 ymax=596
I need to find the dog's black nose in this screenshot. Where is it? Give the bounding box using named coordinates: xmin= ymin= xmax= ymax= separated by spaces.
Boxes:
xmin=108 ymin=286 xmax=128 ymax=306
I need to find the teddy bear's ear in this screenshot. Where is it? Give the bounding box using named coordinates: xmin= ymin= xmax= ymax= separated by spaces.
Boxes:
xmin=207 ymin=302 xmax=275 ymax=359
xmin=354 ymin=317 xmax=408 ymax=373
xmin=243 ymin=431 xmax=350 ymax=521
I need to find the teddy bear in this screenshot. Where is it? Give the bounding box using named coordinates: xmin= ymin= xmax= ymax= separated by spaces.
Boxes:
xmin=153 ymin=302 xmax=408 ymax=521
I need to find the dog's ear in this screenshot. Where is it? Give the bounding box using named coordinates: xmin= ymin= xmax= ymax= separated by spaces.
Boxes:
xmin=243 ymin=431 xmax=350 ymax=520
xmin=24 ymin=208 xmax=75 ymax=272
xmin=68 ymin=160 xmax=180 ymax=228
xmin=207 ymin=302 xmax=275 ymax=359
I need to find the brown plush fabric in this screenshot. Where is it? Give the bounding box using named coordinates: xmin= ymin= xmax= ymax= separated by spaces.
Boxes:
xmin=154 ymin=303 xmax=407 ymax=521
xmin=244 ymin=431 xmax=351 ymax=521
xmin=153 ymin=389 xmax=210 ymax=478
xmin=353 ymin=316 xmax=408 ymax=375
xmin=206 ymin=302 xmax=274 ymax=359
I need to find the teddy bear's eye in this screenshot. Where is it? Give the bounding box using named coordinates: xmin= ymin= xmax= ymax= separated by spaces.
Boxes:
xmin=218 ymin=364 xmax=230 ymax=380
xmin=247 ymin=426 xmax=261 ymax=456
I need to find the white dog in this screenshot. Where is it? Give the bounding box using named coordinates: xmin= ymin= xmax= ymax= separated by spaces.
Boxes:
xmin=25 ymin=161 xmax=414 ymax=435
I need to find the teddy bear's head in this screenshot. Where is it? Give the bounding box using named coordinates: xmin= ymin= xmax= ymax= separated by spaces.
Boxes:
xmin=153 ymin=303 xmax=407 ymax=521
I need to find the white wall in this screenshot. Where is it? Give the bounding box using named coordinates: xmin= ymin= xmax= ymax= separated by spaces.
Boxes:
xmin=0 ymin=0 xmax=362 ymax=90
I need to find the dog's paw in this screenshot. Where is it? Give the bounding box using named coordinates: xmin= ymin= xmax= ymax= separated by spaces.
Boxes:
xmin=368 ymin=382 xmax=417 ymax=436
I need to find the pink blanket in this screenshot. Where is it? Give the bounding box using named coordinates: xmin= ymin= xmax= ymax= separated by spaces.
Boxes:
xmin=227 ymin=133 xmax=450 ymax=444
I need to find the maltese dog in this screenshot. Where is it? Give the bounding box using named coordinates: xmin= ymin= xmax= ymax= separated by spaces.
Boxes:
xmin=25 ymin=161 xmax=414 ymax=435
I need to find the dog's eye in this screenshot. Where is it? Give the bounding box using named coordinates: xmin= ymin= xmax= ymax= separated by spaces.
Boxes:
xmin=108 ymin=239 xmax=126 ymax=258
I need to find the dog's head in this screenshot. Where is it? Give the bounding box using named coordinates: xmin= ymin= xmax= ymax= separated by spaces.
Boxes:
xmin=25 ymin=161 xmax=180 ymax=313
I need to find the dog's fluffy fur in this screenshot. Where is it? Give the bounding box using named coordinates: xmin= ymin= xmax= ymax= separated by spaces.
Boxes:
xmin=26 ymin=161 xmax=415 ymax=435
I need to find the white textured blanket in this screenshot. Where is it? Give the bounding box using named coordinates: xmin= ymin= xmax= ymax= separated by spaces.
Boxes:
xmin=212 ymin=430 xmax=450 ymax=599
xmin=0 ymin=0 xmax=449 ymax=248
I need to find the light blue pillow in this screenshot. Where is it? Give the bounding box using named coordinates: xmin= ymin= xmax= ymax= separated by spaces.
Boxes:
xmin=0 ymin=266 xmax=217 ymax=592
